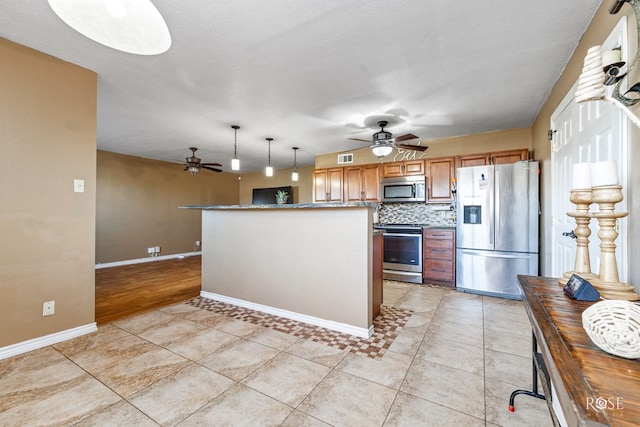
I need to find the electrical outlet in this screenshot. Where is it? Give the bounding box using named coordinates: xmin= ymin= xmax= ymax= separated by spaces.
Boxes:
xmin=154 ymin=246 xmax=160 ymax=253
xmin=43 ymin=300 xmax=55 ymax=316
xmin=148 ymin=247 xmax=154 ymax=254
xmin=195 ymin=241 xmax=200 ymax=246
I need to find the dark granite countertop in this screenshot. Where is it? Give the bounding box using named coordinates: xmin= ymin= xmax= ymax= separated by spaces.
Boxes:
xmin=181 ymin=202 xmax=381 ymax=210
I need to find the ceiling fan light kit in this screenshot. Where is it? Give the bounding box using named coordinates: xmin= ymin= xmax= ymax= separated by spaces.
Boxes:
xmin=231 ymin=125 xmax=240 ymax=171
xmin=349 ymin=120 xmax=427 ymax=158
xmin=371 ymin=144 xmax=394 ymax=158
xmin=181 ymin=147 xmax=223 ymax=175
xmin=48 ymin=0 xmax=171 ymax=55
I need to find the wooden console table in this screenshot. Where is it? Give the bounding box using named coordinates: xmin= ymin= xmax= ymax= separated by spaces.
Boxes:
xmin=513 ymin=275 xmax=640 ymax=426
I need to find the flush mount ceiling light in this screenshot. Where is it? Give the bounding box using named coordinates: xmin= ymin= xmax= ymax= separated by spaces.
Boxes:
xmin=265 ymin=138 xmax=274 ymax=177
xmin=231 ymin=125 xmax=240 ymax=171
xmin=48 ymin=0 xmax=171 ymax=55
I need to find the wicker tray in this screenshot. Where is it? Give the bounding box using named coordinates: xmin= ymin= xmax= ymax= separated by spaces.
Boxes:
xmin=582 ymin=300 xmax=640 ymax=359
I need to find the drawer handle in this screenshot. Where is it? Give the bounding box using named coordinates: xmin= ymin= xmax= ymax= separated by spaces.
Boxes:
xmin=432 ymin=249 xmax=446 ymax=253
xmin=432 ymin=268 xmax=446 ymax=273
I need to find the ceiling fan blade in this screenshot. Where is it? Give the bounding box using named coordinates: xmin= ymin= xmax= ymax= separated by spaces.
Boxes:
xmin=348 ymin=137 xmax=371 ymax=143
xmin=201 ymin=165 xmax=223 ymax=172
xmin=201 ymin=162 xmax=222 ymax=167
xmin=396 ymin=144 xmax=429 ymax=152
xmin=394 ymin=133 xmax=419 ymax=143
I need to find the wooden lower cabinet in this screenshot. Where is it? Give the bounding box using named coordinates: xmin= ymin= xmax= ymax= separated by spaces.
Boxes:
xmin=423 ymin=228 xmax=455 ymax=287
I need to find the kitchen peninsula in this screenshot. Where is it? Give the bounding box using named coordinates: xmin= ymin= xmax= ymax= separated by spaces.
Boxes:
xmin=181 ymin=202 xmax=382 ymax=338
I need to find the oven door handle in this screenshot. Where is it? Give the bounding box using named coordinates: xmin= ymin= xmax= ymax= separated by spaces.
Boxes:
xmin=383 ymin=233 xmax=422 ymax=238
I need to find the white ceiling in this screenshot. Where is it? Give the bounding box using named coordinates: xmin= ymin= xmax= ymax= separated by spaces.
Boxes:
xmin=0 ymin=1 xmax=602 ymax=172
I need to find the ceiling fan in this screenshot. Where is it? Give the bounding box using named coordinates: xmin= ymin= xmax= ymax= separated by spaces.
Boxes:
xmin=348 ymin=121 xmax=428 ymax=156
xmin=180 ymin=147 xmax=222 ymax=175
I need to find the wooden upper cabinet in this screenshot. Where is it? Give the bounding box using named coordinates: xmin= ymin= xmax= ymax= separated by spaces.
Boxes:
xmin=456 ymin=153 xmax=490 ymax=169
xmin=490 ymin=148 xmax=529 ymax=164
xmin=381 ymin=160 xmax=425 ymax=177
xmin=455 ymin=149 xmax=529 ymax=169
xmin=361 ymin=164 xmax=381 ymax=201
xmin=344 ymin=164 xmax=380 ymax=202
xmin=313 ymin=168 xmax=343 ymax=202
xmin=426 ymin=157 xmax=455 ymax=203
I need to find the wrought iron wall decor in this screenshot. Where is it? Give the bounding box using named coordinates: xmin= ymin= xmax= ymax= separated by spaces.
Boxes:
xmin=575 ymin=0 xmax=640 ymax=128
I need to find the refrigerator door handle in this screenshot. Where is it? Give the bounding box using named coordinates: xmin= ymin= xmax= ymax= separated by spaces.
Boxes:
xmin=459 ymin=249 xmax=531 ymax=259
xmin=494 ymin=168 xmax=499 ymax=246
xmin=488 ymin=168 xmax=495 ymax=246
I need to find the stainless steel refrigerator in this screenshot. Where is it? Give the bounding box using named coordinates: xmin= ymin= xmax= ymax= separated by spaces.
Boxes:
xmin=456 ymin=161 xmax=539 ymax=299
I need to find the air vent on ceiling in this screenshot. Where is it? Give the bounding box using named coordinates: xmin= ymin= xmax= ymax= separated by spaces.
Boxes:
xmin=337 ymin=153 xmax=354 ymax=164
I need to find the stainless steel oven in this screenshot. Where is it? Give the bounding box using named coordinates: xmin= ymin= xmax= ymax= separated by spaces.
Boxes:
xmin=376 ymin=225 xmax=423 ymax=284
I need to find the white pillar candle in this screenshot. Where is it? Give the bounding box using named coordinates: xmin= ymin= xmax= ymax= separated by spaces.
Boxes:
xmin=590 ymin=160 xmax=619 ymax=186
xmin=602 ymin=49 xmax=622 ymax=67
xmin=572 ymin=162 xmax=591 ymax=190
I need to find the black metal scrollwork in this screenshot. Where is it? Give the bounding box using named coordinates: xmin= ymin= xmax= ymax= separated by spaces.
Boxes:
xmin=609 ymin=0 xmax=640 ymax=106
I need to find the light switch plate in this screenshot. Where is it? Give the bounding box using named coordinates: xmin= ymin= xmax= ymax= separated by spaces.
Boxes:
xmin=74 ymin=179 xmax=85 ymax=193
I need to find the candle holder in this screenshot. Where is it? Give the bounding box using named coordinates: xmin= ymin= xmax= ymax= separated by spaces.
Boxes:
xmin=559 ymin=189 xmax=597 ymax=286
xmin=589 ymin=185 xmax=639 ymax=301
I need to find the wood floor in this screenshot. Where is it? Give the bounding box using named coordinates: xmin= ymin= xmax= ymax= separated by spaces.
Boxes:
xmin=95 ymin=255 xmax=201 ymax=325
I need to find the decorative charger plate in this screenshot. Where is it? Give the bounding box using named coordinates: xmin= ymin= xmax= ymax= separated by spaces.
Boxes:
xmin=582 ymin=300 xmax=640 ymax=359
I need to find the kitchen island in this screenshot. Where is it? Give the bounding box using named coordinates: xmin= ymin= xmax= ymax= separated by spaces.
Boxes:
xmin=181 ymin=202 xmax=381 ymax=338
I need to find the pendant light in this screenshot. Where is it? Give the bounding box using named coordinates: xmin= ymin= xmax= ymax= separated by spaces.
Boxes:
xmin=291 ymin=147 xmax=299 ymax=181
xmin=265 ymin=138 xmax=274 ymax=177
xmin=231 ymin=125 xmax=240 ymax=171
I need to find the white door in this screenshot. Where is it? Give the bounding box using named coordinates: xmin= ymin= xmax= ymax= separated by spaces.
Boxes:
xmin=549 ymin=18 xmax=628 ymax=280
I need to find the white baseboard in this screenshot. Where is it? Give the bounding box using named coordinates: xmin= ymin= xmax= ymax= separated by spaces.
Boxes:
xmin=0 ymin=323 xmax=97 ymax=360
xmin=95 ymin=251 xmax=201 ymax=269
xmin=200 ymin=291 xmax=373 ymax=339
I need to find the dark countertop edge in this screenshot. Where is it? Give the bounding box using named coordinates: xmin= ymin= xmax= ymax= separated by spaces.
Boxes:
xmin=374 ymin=224 xmax=456 ymax=229
xmin=180 ymin=202 xmax=381 ymax=210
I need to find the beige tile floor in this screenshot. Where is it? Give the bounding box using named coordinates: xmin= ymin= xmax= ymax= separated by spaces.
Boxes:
xmin=0 ymin=281 xmax=553 ymax=426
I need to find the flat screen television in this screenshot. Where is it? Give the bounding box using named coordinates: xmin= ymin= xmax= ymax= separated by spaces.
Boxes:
xmin=252 ymin=186 xmax=294 ymax=205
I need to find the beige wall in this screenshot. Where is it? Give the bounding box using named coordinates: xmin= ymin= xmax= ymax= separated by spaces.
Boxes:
xmin=238 ymin=165 xmax=314 ymax=205
xmin=532 ymin=3 xmax=639 ymax=281
xmin=0 ymin=39 xmax=97 ymax=347
xmin=96 ymin=151 xmax=239 ymax=263
xmin=315 ymin=127 xmax=532 ymax=168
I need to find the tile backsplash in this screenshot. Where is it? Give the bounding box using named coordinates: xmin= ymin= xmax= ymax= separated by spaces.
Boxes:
xmin=378 ymin=203 xmax=456 ymax=226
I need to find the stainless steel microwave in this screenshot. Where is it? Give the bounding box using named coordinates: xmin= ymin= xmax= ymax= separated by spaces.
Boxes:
xmin=380 ymin=176 xmax=426 ymax=203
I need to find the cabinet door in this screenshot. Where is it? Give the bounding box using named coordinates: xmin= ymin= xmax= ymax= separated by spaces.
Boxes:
xmin=426 ymin=157 xmax=455 ymax=203
xmin=343 ymin=167 xmax=364 ymax=202
xmin=361 ymin=164 xmax=380 ymax=201
xmin=327 ymin=168 xmax=344 ymax=202
xmin=313 ymin=169 xmax=328 ymax=202
xmin=491 ymin=149 xmax=528 ymax=164
xmin=382 ymin=162 xmax=404 ymax=178
xmin=456 ymin=153 xmax=490 ymax=169
xmin=403 ymin=160 xmax=425 ymax=176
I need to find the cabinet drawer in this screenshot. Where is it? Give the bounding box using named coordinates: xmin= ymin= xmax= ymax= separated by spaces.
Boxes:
xmin=423 ymin=229 xmax=454 ymax=240
xmin=423 ymin=240 xmax=453 ymax=260
xmin=423 ymin=260 xmax=454 ymax=282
